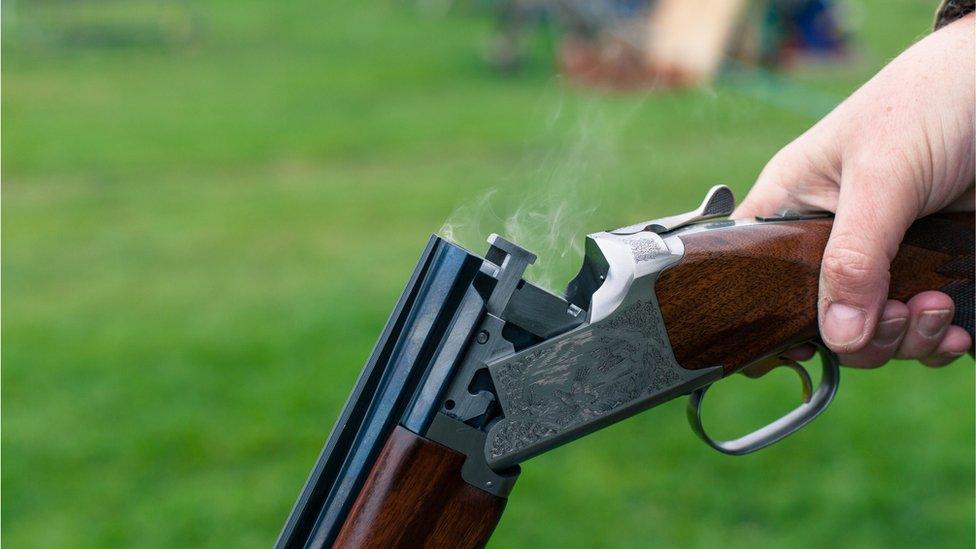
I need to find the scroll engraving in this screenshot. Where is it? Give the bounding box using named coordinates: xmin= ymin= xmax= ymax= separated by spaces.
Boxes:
xmin=487 ymin=298 xmax=700 ymax=466
xmin=625 ymin=237 xmax=667 ymax=263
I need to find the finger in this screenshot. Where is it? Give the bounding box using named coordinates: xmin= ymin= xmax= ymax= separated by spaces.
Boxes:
xmin=920 ymin=326 xmax=973 ymax=367
xmin=818 ymin=167 xmax=918 ymax=354
xmin=895 ymin=291 xmax=955 ymax=359
xmin=943 ymin=186 xmax=975 ymax=212
xmin=733 ymin=145 xmax=813 ymax=219
xmin=733 ymin=177 xmax=790 ymax=219
xmin=783 ymin=344 xmax=817 ymax=362
xmin=837 ymin=300 xmax=909 ymax=368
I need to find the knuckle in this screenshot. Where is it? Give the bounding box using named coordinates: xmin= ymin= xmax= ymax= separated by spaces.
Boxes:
xmin=821 ymin=245 xmax=886 ymax=294
xmin=769 ymin=142 xmax=802 ymax=167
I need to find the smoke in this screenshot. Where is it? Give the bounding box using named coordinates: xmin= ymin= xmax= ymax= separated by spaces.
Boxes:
xmin=439 ymin=89 xmax=645 ymax=291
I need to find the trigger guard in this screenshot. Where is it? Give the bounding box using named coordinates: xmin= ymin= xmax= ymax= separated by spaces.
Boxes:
xmin=686 ymin=344 xmax=840 ymax=456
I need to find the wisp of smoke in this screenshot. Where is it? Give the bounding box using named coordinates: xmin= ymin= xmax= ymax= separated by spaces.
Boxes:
xmin=439 ymin=91 xmax=646 ymax=292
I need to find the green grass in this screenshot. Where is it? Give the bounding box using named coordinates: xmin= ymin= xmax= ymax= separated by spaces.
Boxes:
xmin=3 ymin=1 xmax=972 ymax=547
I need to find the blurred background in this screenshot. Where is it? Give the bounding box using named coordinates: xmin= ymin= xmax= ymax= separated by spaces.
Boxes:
xmin=3 ymin=0 xmax=973 ymax=546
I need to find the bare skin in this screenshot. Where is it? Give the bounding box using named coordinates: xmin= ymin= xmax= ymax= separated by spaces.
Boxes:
xmin=734 ymin=13 xmax=975 ymax=368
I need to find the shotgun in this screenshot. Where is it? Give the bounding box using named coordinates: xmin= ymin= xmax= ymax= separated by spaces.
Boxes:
xmin=276 ymin=185 xmax=974 ymax=548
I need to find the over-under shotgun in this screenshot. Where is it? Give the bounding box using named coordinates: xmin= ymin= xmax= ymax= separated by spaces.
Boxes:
xmin=277 ymin=186 xmax=974 ymax=548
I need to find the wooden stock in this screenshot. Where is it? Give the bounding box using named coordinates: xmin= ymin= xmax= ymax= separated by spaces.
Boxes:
xmin=334 ymin=426 xmax=506 ymax=549
xmin=656 ymin=213 xmax=975 ymax=374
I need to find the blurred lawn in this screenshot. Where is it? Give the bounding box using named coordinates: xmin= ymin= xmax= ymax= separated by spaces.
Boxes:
xmin=3 ymin=0 xmax=973 ymax=547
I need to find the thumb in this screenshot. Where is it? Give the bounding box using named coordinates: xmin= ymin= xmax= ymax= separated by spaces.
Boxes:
xmin=818 ymin=170 xmax=917 ymax=353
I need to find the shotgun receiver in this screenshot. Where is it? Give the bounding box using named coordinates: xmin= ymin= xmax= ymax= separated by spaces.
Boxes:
xmin=277 ymin=186 xmax=974 ymax=548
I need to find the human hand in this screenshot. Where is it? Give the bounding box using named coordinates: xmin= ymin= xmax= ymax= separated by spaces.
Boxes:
xmin=734 ymin=14 xmax=975 ymax=368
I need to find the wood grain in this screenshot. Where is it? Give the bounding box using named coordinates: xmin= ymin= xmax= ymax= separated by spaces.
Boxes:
xmin=656 ymin=213 xmax=974 ymax=374
xmin=333 ymin=426 xmax=506 ymax=549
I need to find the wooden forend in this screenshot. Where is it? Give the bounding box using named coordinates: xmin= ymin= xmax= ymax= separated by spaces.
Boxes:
xmin=334 ymin=426 xmax=507 ymax=549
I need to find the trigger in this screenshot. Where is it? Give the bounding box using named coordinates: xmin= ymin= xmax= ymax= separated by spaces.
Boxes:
xmin=740 ymin=356 xmax=814 ymax=403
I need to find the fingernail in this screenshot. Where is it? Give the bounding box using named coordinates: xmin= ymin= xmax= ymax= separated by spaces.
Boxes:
xmin=874 ymin=317 xmax=907 ymax=346
xmin=823 ymin=303 xmax=867 ymax=348
xmin=918 ymin=309 xmax=952 ymax=338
